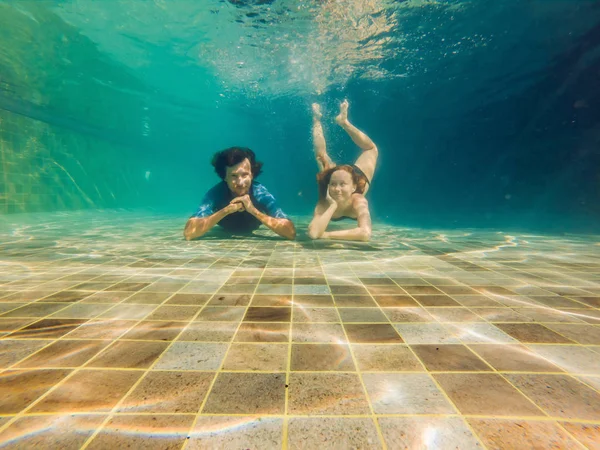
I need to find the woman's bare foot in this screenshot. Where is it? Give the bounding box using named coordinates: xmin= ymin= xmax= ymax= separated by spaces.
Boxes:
xmin=335 ymin=99 xmax=349 ymax=126
xmin=312 ymin=103 xmax=322 ymax=120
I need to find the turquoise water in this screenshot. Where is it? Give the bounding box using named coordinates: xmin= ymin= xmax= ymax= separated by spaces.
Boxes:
xmin=1 ymin=0 xmax=600 ymax=233
xmin=3 ymin=4 xmax=600 ymax=447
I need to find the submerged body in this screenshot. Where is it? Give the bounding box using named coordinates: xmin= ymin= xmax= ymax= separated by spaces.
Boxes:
xmin=308 ymin=100 xmax=378 ymax=242
xmin=184 ymin=147 xmax=295 ymax=240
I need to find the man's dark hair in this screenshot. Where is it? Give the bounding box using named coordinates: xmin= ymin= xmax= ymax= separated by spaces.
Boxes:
xmin=211 ymin=147 xmax=264 ymax=180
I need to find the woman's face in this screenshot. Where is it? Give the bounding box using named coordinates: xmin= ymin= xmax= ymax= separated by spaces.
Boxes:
xmin=328 ymin=170 xmax=356 ymax=203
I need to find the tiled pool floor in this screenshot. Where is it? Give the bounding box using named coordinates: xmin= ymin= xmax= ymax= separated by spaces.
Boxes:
xmin=0 ymin=211 xmax=599 ymax=449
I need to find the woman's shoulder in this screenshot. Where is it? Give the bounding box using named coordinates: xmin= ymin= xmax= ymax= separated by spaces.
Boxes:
xmin=351 ymin=193 xmax=368 ymax=204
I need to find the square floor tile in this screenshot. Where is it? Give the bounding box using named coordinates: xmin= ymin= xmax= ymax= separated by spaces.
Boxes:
xmin=447 ymin=323 xmax=517 ymax=343
xmin=244 ymin=307 xmax=291 ymax=322
xmin=293 ymin=295 xmax=335 ymax=307
xmin=330 ymin=286 xmax=370 ymax=296
xmin=427 ymin=307 xmax=484 ymax=323
xmin=469 ymin=344 xmax=564 ymax=372
xmin=353 ymin=344 xmax=424 ymax=371
xmin=293 ymin=285 xmax=331 ymax=295
xmin=65 ymin=319 xmax=134 ymax=339
xmin=288 ymin=373 xmax=370 ymax=415
xmin=367 ymin=285 xmax=407 ymax=295
xmin=559 ymin=422 xmax=600 ymax=450
xmin=473 ymin=307 xmax=533 ymax=322
xmin=433 ymin=373 xmax=544 ymax=416
xmin=468 ymin=418 xmax=579 ymax=450
xmin=293 ymin=307 xmax=339 ymax=323
xmin=439 ymin=285 xmax=481 ymax=295
xmin=145 ymin=305 xmax=201 ymax=321
xmin=87 ymin=414 xmax=194 ymax=450
xmin=518 ymin=308 xmax=584 ymax=323
xmin=0 ymin=369 xmax=71 ymax=414
xmin=122 ymin=292 xmax=170 ymax=304
xmin=251 ymin=295 xmax=292 ymax=307
xmin=195 ymin=307 xmax=246 ymax=322
xmin=87 ymin=340 xmax=168 ymax=369
xmin=413 ymin=295 xmax=460 ymax=307
xmin=98 ymin=304 xmax=157 ymax=320
xmin=208 ymin=294 xmax=252 ymax=306
xmin=338 ymin=308 xmax=388 ymax=323
xmin=188 ymin=416 xmax=283 ymax=450
xmin=288 ymin=418 xmax=381 ymax=450
xmin=383 ymin=307 xmax=435 ymax=323
xmin=292 ymin=323 xmax=347 ymax=343
xmin=0 ymin=414 xmax=106 ymax=449
xmin=203 ymin=373 xmax=285 ymax=414
xmin=452 ymin=295 xmax=502 ymax=307
xmin=118 ymin=371 xmax=214 ymax=413
xmin=8 ymin=319 xmax=86 ymax=339
xmin=106 ymin=282 xmax=149 ymax=291
xmin=569 ymin=296 xmax=600 ymax=308
xmin=394 ymin=323 xmax=460 ymax=344
xmin=154 ymin=342 xmax=227 ymax=370
xmin=411 ymin=344 xmax=491 ymax=372
xmin=216 ymin=284 xmax=256 ymax=295
xmin=291 ymin=344 xmax=354 ymax=371
xmin=31 ymin=369 xmax=142 ymax=413
xmin=294 ymin=277 xmax=327 ymax=285
xmin=178 ymin=322 xmax=238 ymax=342
xmin=359 ymin=277 xmax=395 ymax=285
xmin=544 ymin=324 xmax=600 ymax=345
xmin=362 ymin=373 xmax=455 ymax=414
xmin=180 ymin=283 xmax=222 ymax=294
xmin=0 ymin=339 xmax=52 ymax=367
xmin=379 ymin=417 xmax=481 ymax=449
xmin=224 ymin=343 xmax=288 ymax=371
xmin=495 ymin=323 xmax=574 ymax=343
xmin=403 ymin=286 xmax=443 ymax=295
xmin=506 ymin=374 xmax=600 ymax=420
xmin=528 ymin=345 xmax=600 ymax=375
xmin=121 ymin=320 xmax=185 ymax=341
xmin=16 ymin=340 xmax=110 ymax=368
xmin=49 ymin=303 xmax=113 ymax=319
xmin=256 ymin=285 xmax=293 ymax=295
xmin=344 ymin=324 xmax=403 ymax=343
xmin=41 ymin=291 xmax=92 ymax=303
xmin=333 ymin=295 xmax=378 ymax=307
xmin=373 ymin=295 xmax=418 ymax=307
xmin=166 ymin=293 xmax=211 ymax=305
xmin=235 ymin=322 xmax=290 ymax=342
xmin=259 ymin=277 xmax=292 ymax=285
xmin=533 ymin=296 xmax=590 ymax=309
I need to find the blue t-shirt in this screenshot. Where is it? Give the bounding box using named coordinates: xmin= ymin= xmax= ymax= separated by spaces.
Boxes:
xmin=191 ymin=181 xmax=288 ymax=233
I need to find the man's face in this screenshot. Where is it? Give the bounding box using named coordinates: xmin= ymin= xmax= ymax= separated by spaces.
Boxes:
xmin=225 ymin=158 xmax=253 ymax=197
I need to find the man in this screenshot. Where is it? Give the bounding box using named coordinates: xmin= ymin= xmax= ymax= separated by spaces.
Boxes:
xmin=183 ymin=147 xmax=296 ymax=240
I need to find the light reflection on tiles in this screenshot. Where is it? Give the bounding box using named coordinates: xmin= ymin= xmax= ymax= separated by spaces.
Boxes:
xmin=0 ymin=211 xmax=599 ymax=449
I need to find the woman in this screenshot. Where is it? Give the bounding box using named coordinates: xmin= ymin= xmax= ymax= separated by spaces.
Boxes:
xmin=307 ymin=100 xmax=378 ymax=241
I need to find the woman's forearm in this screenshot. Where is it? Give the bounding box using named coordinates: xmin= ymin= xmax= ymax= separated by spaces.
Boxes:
xmin=308 ymin=204 xmax=337 ymax=239
xmin=324 ymin=227 xmax=371 ymax=242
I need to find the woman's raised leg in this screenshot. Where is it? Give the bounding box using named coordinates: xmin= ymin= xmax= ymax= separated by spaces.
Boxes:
xmin=312 ymin=103 xmax=335 ymax=172
xmin=336 ymin=100 xmax=378 ymax=183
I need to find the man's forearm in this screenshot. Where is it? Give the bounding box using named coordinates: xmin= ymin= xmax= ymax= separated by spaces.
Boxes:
xmin=250 ymin=209 xmax=296 ymax=240
xmin=184 ymin=208 xmax=229 ymax=240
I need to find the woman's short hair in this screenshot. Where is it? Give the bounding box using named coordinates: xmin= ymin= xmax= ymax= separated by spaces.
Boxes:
xmin=316 ymin=165 xmax=367 ymax=200
xmin=211 ymin=147 xmax=264 ymax=180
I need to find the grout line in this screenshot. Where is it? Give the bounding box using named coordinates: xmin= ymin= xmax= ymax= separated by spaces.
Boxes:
xmin=181 ymin=243 xmax=266 ymax=450
xmin=325 ymin=254 xmax=388 ymax=450
xmin=77 ymin=262 xmax=226 ymax=450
